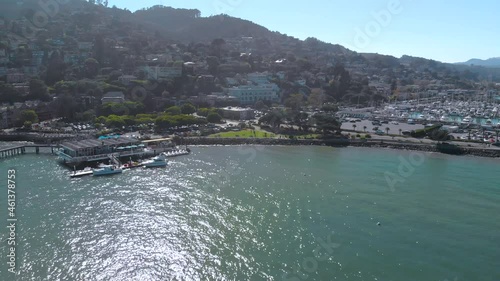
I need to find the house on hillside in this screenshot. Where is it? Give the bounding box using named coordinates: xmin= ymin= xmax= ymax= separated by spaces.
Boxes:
xmin=7 ymin=71 xmax=25 ymax=83
xmin=118 ymin=75 xmax=137 ymax=86
xmin=226 ymin=84 xmax=280 ymax=105
xmin=101 ymin=92 xmax=125 ymax=104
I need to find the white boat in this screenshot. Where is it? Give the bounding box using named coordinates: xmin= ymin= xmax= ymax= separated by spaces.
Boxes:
xmin=461 ymin=116 xmax=473 ymax=124
xmin=143 ymin=155 xmax=168 ymax=168
xmin=92 ymin=164 xmax=123 ymax=176
xmin=485 ymin=119 xmax=493 ymax=125
xmin=70 ymin=167 xmax=93 ymax=178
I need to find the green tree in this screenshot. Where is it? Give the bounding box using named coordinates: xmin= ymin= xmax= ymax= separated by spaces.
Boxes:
xmin=315 ymin=114 xmax=340 ymax=136
xmin=429 ymin=129 xmax=450 ymax=141
xmin=307 ymin=89 xmax=325 ymax=107
xmin=95 ymin=116 xmax=107 ymax=124
xmin=0 ymin=82 xmax=21 ymax=103
xmin=210 ymin=38 xmax=226 ymax=58
xmin=82 ymin=110 xmax=96 ymax=122
xmin=45 ymin=51 xmax=66 ymax=85
xmin=181 ymin=103 xmax=196 ymax=114
xmin=20 ymin=110 xmax=38 ymax=124
xmin=28 ymin=79 xmax=50 ymax=101
xmin=293 ymin=112 xmax=309 ymax=131
xmin=165 ymin=106 xmax=181 ymax=115
xmin=284 ymin=94 xmax=304 ymax=111
xmin=23 ymin=121 xmax=32 ymax=130
xmin=206 ymin=56 xmax=220 ymax=75
xmin=197 ymin=108 xmax=211 ymax=117
xmin=207 ymin=112 xmax=222 ymax=123
xmin=84 ymin=58 xmax=99 ymax=79
xmin=254 ymin=100 xmax=266 ymax=111
xmin=259 ymin=110 xmax=284 ymax=130
xmin=321 ymin=104 xmax=339 ymax=112
xmin=105 ymin=115 xmax=126 ymax=128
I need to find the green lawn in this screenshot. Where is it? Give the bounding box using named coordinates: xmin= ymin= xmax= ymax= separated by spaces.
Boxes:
xmin=209 ymin=129 xmax=277 ymax=138
xmin=294 ymin=134 xmax=320 ymax=139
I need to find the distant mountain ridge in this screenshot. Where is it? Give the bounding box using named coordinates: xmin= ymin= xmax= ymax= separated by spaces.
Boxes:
xmin=457 ymin=57 xmax=500 ymax=68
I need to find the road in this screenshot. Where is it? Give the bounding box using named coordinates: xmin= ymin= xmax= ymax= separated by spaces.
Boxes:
xmin=341 ymin=120 xmax=425 ymax=134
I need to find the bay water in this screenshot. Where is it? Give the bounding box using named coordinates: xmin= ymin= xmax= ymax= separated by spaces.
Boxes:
xmin=0 ymin=146 xmax=499 ymax=280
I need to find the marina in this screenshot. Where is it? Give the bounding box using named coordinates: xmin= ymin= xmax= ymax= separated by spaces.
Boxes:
xmin=62 ymin=137 xmax=191 ymax=178
xmin=57 ymin=136 xmax=190 ymax=169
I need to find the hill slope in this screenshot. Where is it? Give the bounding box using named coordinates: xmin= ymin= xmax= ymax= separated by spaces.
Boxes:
xmin=458 ymin=58 xmax=500 ymax=68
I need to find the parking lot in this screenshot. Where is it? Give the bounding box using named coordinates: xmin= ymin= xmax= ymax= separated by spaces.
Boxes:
xmin=341 ymin=119 xmax=425 ymax=135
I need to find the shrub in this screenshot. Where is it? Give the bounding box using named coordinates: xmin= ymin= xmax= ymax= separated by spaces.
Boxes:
xmin=365 ymin=134 xmax=371 ymax=138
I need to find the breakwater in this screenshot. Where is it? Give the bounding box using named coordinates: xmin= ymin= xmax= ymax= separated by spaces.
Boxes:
xmin=182 ymin=137 xmax=500 ymax=158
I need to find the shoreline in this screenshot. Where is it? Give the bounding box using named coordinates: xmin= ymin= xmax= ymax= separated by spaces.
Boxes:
xmin=181 ymin=137 xmax=500 ymax=158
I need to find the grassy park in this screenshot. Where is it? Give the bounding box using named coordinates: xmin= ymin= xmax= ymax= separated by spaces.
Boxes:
xmin=209 ymin=129 xmax=278 ymax=138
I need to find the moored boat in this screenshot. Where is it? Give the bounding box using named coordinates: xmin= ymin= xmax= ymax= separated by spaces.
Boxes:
xmin=121 ymin=161 xmax=144 ymax=170
xmin=143 ymin=155 xmax=168 ymax=168
xmin=70 ymin=167 xmax=93 ymax=178
xmin=92 ymin=164 xmax=123 ymax=176
xmin=461 ymin=116 xmax=473 ymax=124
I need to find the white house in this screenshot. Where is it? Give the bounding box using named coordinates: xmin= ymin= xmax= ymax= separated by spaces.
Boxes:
xmin=101 ymin=92 xmax=125 ymax=104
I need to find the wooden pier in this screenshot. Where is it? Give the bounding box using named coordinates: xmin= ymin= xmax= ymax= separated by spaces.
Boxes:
xmin=0 ymin=144 xmax=59 ymax=159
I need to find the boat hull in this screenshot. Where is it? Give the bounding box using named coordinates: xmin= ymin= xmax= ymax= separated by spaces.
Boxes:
xmin=143 ymin=162 xmax=167 ymax=168
xmin=92 ymin=166 xmax=123 ymax=176
xmin=92 ymin=170 xmax=123 ymax=176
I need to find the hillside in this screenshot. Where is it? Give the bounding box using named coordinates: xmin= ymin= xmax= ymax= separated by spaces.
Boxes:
xmin=1 ymin=0 xmax=500 ymax=94
xmin=457 ymin=57 xmax=500 ymax=68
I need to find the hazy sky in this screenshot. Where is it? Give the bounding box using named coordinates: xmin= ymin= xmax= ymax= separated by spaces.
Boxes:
xmin=107 ymin=0 xmax=499 ymax=63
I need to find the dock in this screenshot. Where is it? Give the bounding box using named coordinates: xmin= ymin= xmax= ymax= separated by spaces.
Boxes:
xmin=0 ymin=144 xmax=59 ymax=159
xmin=1 ymin=136 xmax=192 ymax=172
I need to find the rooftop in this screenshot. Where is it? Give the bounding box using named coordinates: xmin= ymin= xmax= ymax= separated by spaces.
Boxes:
xmin=61 ymin=137 xmax=140 ymax=151
xmin=221 ymin=107 xmax=253 ymax=112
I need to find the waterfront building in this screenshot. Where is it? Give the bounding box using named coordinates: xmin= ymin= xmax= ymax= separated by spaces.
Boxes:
xmin=59 ymin=137 xmax=142 ymax=158
xmin=220 ymin=107 xmax=255 ymax=120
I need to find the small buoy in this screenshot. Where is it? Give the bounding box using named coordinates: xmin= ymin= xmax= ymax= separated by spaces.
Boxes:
xmin=377 ymin=222 xmax=381 ymax=226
